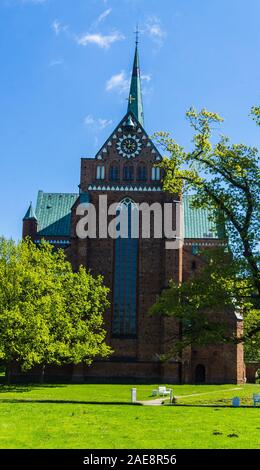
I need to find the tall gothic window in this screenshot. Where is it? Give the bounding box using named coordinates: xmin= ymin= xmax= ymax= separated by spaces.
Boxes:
xmin=137 ymin=165 xmax=147 ymax=181
xmin=96 ymin=166 xmax=105 ymax=180
xmin=109 ymin=164 xmax=120 ymax=181
xmin=151 ymin=166 xmax=160 ymax=181
xmin=123 ymin=165 xmax=134 ymax=181
xmin=113 ymin=198 xmax=139 ymax=337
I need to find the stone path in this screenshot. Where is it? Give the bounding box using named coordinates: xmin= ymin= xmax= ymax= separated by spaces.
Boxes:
xmin=175 ymin=387 xmax=241 ymax=399
xmin=137 ymin=387 xmax=242 ymax=406
xmin=138 ymin=398 xmax=164 ymax=406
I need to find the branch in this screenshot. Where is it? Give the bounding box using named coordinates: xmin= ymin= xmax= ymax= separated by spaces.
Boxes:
xmin=172 ymin=173 xmax=243 ymax=234
xmin=242 ymin=180 xmax=254 ymax=234
xmin=191 ymin=152 xmax=248 ymax=192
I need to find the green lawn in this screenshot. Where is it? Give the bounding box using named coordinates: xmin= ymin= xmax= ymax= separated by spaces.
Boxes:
xmin=0 ymin=383 xmax=259 ymax=449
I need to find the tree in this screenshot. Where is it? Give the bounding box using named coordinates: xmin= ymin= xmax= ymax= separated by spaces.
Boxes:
xmin=0 ymin=238 xmax=112 ymax=382
xmin=150 ymin=248 xmax=260 ymax=358
xmin=251 ymin=105 xmax=260 ymax=126
xmin=151 ymin=107 xmax=259 ymax=351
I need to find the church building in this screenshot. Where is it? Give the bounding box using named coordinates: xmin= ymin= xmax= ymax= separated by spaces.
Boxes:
xmin=23 ymin=43 xmax=244 ymax=384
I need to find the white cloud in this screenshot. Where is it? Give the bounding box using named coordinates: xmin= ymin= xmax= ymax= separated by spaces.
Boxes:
xmin=84 ymin=115 xmax=113 ymax=130
xmin=50 ymin=10 xmax=121 ymax=52
xmin=76 ymin=31 xmax=124 ymax=49
xmin=49 ymin=59 xmax=64 ymax=67
xmin=90 ymin=8 xmax=112 ymax=30
xmin=144 ymin=16 xmax=166 ymax=45
xmin=141 ymin=74 xmax=152 ymax=82
xmin=52 ymin=20 xmax=61 ymax=35
xmin=141 ymin=74 xmax=153 ymax=96
xmin=51 ymin=20 xmax=68 ymax=36
xmin=106 ymin=71 xmax=130 ymax=94
xmin=84 ymin=115 xmax=95 ymax=126
xmin=96 ymin=8 xmax=112 ymax=25
xmin=106 ymin=71 xmax=152 ymax=94
xmin=97 ymin=118 xmax=113 ymax=129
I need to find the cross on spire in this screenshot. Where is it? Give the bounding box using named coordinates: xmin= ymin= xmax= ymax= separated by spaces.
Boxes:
xmin=128 ymin=94 xmax=136 ymax=105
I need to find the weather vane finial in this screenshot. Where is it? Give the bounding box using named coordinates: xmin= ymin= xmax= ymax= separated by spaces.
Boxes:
xmin=135 ymin=23 xmax=139 ymax=45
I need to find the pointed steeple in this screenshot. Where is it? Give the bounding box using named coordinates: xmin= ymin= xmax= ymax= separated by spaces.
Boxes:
xmin=127 ymin=40 xmax=144 ymax=127
xmin=23 ymin=202 xmax=37 ymax=221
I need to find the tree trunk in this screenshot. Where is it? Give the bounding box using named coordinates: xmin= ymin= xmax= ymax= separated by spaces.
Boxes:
xmin=242 ymin=238 xmax=260 ymax=295
xmin=179 ymin=320 xmax=183 ymax=384
xmin=6 ymin=363 xmax=12 ymax=385
xmin=40 ymin=364 xmax=46 ymax=384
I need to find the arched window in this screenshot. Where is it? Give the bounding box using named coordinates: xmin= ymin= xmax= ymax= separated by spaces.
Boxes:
xmin=123 ymin=165 xmax=134 ymax=181
xmin=192 ymin=244 xmax=199 ymax=255
xmin=109 ymin=164 xmax=120 ymax=181
xmin=137 ymin=165 xmax=147 ymax=181
xmin=113 ymin=198 xmax=139 ymax=337
xmin=191 ymin=261 xmax=197 ymax=271
xmin=96 ymin=166 xmax=105 ymax=180
xmin=151 ymin=166 xmax=160 ymax=181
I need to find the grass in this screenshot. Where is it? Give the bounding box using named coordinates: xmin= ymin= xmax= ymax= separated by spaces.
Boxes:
xmin=0 ymin=383 xmax=259 ymax=449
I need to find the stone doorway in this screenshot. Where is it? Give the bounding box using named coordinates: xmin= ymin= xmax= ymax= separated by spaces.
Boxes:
xmin=195 ymin=364 xmax=206 ymax=384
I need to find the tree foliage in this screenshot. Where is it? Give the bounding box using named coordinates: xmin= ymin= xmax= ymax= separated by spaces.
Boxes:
xmin=150 ymin=248 xmax=260 ymax=359
xmin=152 ymin=107 xmax=260 ymax=354
xmin=251 ymin=105 xmax=260 ymax=126
xmin=0 ymin=238 xmax=112 ymax=375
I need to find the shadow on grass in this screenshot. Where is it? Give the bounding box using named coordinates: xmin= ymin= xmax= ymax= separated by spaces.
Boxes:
xmin=0 ymin=384 xmax=66 ymax=394
xmin=0 ymin=398 xmax=257 ymax=408
xmin=169 ymin=404 xmax=256 ymax=409
xmin=0 ymin=399 xmax=141 ymax=406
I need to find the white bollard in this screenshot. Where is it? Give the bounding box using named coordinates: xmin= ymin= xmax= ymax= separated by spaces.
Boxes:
xmin=131 ymin=388 xmax=137 ymax=403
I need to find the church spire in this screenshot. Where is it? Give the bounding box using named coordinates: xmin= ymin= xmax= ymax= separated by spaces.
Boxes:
xmin=127 ymin=37 xmax=144 ymax=127
xmin=23 ymin=202 xmax=37 ymax=221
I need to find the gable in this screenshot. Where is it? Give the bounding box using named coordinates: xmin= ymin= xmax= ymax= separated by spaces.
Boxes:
xmin=94 ymin=111 xmax=162 ymax=163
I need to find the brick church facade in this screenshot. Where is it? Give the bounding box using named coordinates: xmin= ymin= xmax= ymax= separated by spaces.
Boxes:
xmin=23 ymin=44 xmax=244 ymax=384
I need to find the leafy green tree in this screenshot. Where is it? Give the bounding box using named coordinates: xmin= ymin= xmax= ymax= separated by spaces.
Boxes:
xmin=151 ymin=107 xmax=259 ymax=352
xmin=150 ymin=248 xmax=260 ymax=358
xmin=251 ymin=105 xmax=260 ymax=126
xmin=0 ymin=238 xmax=111 ymax=382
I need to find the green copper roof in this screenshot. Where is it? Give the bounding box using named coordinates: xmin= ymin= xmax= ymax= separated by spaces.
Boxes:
xmin=32 ymin=192 xmax=223 ymax=240
xmin=127 ymin=44 xmax=144 ymax=127
xmin=23 ymin=203 xmax=37 ymax=221
xmin=183 ymin=195 xmax=224 ymax=239
xmin=35 ymin=191 xmax=78 ymax=236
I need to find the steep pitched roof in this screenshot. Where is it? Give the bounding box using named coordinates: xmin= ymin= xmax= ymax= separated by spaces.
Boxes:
xmin=33 ymin=192 xmax=224 ymax=240
xmin=183 ymin=195 xmax=224 ymax=239
xmin=23 ymin=202 xmax=37 ymax=221
xmin=94 ymin=111 xmax=161 ymax=161
xmin=35 ymin=191 xmax=78 ymax=236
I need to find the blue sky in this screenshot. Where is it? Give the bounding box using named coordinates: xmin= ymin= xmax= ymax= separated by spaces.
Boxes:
xmin=0 ymin=0 xmax=259 ymax=240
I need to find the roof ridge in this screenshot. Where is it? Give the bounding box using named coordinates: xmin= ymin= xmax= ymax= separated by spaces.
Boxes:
xmin=37 ymin=191 xmax=78 ymax=196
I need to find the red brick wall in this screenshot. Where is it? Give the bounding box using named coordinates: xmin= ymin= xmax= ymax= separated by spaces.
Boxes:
xmin=21 ymin=127 xmax=244 ymax=384
xmin=22 ymin=219 xmax=38 ymax=239
xmin=70 ymin=188 xmax=182 ymax=370
xmin=68 ymin=173 xmax=244 ymax=383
